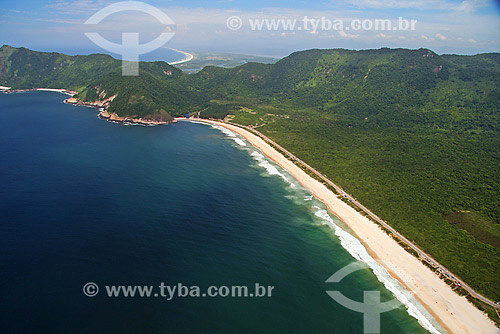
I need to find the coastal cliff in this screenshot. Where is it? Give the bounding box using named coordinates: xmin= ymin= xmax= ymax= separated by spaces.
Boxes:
xmin=0 ymin=86 xmax=176 ymax=126
xmin=98 ymin=109 xmax=174 ymax=125
xmin=0 ymin=45 xmax=182 ymax=124
xmin=65 ymin=93 xmax=175 ymax=125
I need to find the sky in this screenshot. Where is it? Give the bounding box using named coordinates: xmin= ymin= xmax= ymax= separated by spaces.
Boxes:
xmin=1 ymin=0 xmax=500 ymax=58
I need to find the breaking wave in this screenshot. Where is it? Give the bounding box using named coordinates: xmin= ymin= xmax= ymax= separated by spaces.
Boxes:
xmin=199 ymin=120 xmax=442 ymax=334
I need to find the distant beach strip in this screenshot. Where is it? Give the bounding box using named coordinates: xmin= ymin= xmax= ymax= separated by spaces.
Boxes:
xmin=168 ymin=48 xmax=194 ymax=65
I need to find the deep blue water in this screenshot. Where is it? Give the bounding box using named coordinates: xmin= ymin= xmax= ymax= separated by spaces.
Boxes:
xmin=0 ymin=92 xmax=437 ymax=333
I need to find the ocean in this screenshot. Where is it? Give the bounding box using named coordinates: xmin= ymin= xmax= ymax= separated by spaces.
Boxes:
xmin=0 ymin=91 xmax=442 ymax=333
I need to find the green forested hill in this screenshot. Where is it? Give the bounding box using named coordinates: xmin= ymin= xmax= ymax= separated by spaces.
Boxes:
xmin=1 ymin=45 xmax=499 ymax=308
xmin=0 ymin=45 xmax=187 ymax=119
xmin=203 ymin=48 xmax=500 ymax=305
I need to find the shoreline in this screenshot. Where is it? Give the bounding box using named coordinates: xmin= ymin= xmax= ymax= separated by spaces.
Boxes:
xmin=0 ymin=87 xmax=175 ymax=126
xmin=168 ymin=48 xmax=194 ymax=65
xmin=65 ymin=96 xmax=175 ymax=126
xmin=1 ymin=86 xmax=496 ymax=330
xmin=0 ymin=87 xmax=78 ymax=96
xmin=97 ymin=110 xmax=175 ymax=126
xmin=180 ymin=118 xmax=499 ymax=334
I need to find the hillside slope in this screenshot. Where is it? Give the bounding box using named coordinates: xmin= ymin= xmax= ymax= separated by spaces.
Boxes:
xmin=1 ymin=46 xmax=499 ymax=310
xmin=0 ymin=45 xmax=189 ymax=121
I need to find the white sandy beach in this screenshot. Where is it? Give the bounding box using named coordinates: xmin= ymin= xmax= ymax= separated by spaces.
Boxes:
xmin=168 ymin=48 xmax=194 ymax=65
xmin=0 ymin=87 xmax=77 ymax=96
xmin=185 ymin=118 xmax=499 ymax=334
xmin=35 ymin=88 xmax=77 ymax=96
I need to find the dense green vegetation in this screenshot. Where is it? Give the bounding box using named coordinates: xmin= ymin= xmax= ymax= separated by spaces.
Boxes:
xmin=0 ymin=45 xmax=187 ymax=120
xmin=200 ymin=49 xmax=500 ymax=302
xmin=1 ymin=45 xmax=499 ymax=304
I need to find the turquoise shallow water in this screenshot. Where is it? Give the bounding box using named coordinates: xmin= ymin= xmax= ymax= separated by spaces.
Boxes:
xmin=0 ymin=91 xmax=439 ymax=333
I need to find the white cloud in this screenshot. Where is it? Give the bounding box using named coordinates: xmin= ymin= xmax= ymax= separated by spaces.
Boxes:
xmin=436 ymin=33 xmax=447 ymax=40
xmin=377 ymin=33 xmax=390 ymax=38
xmin=47 ymin=0 xmax=113 ymax=15
xmin=345 ymin=0 xmax=489 ymax=12
xmin=346 ymin=0 xmax=447 ymax=9
xmin=456 ymin=0 xmax=489 ymax=13
xmin=339 ymin=30 xmax=359 ymax=38
xmin=4 ymin=0 xmax=498 ymax=55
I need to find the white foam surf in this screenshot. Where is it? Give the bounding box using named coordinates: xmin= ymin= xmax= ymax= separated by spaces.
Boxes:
xmin=210 ymin=124 xmax=236 ymax=138
xmin=209 ymin=124 xmax=294 ymax=186
xmin=209 ymin=124 xmax=246 ymax=147
xmin=233 ymin=138 xmax=246 ymax=146
xmin=182 ymin=120 xmax=207 ymax=125
xmin=312 ymin=206 xmax=442 ymax=334
xmin=250 ymin=152 xmax=296 ymax=188
xmin=194 ymin=121 xmax=443 ymax=333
